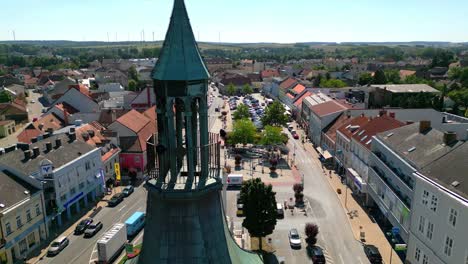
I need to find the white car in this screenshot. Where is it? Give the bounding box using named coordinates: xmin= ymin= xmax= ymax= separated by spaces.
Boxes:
xmin=288 ymin=228 xmax=301 ymax=248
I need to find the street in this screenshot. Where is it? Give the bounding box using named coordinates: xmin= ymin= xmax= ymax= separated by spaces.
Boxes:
xmin=37 ymin=186 xmax=147 ymax=264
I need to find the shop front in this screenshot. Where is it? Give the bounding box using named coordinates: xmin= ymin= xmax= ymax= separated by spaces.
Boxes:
xmin=346 ymin=168 xmax=368 ymax=204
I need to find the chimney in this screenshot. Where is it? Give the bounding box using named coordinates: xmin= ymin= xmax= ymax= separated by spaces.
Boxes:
xmin=443 ymin=131 xmax=457 ymax=145
xmin=32 ymin=147 xmax=40 ymax=158
xmin=31 ymin=137 xmax=38 ymax=143
xmin=38 ymin=123 xmax=44 ymax=131
xmin=82 ymin=132 xmax=89 ymax=141
xmin=55 ymin=138 xmax=62 ymax=148
xmin=442 ymin=115 xmax=448 ymax=123
xmin=24 ymin=150 xmax=32 ymax=161
xmin=43 ymin=132 xmax=50 ymax=139
xmin=45 ymin=142 xmax=52 ymax=152
xmin=46 ymin=127 xmax=54 ymax=134
xmin=17 ymin=143 xmax=30 ymax=151
xmin=419 ymin=121 xmax=431 ymax=133
xmin=69 ymin=132 xmax=76 ymax=142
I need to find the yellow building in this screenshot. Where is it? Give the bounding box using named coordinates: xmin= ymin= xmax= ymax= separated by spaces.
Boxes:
xmin=0 ymin=120 xmax=15 ymax=138
xmin=0 ymin=171 xmax=48 ymax=263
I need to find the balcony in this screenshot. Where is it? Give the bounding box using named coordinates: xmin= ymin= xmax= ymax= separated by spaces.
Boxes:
xmin=372 ymin=152 xmax=414 ymax=191
xmin=369 ymin=166 xmax=412 ymax=208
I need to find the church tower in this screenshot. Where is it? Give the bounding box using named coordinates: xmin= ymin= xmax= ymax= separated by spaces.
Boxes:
xmin=136 ymin=1 xmax=263 ymax=263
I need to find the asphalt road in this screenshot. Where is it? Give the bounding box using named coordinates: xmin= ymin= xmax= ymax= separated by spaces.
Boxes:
xmin=38 ymin=186 xmax=147 ymax=264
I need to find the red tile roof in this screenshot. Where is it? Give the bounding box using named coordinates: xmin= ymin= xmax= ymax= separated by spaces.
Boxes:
xmin=279 ymin=77 xmax=297 ymax=90
xmin=337 ymin=116 xmax=370 ymax=140
xmin=33 ymin=113 xmax=65 ymax=131
xmin=324 ymin=114 xmax=356 ymax=143
xmin=261 ymin=69 xmax=280 ymax=79
xmin=294 ymin=91 xmax=312 ymax=108
xmin=286 ymin=93 xmax=295 ymax=99
xmin=55 ymin=102 xmax=79 ymax=114
xmin=292 ymin=84 xmax=306 ymax=94
xmin=310 ymin=100 xmax=350 ymax=117
xmin=76 ymin=123 xmax=107 ymax=147
xmin=115 ymin=110 xmax=150 ymax=133
xmin=142 ymin=106 xmax=157 ymax=121
xmin=17 ymin=128 xmax=42 ymax=143
xmin=351 ymin=115 xmax=405 ymax=149
xmin=101 ymin=147 xmax=120 ymax=162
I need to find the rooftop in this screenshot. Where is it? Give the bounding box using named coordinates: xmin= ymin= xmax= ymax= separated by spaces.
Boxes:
xmin=115 ymin=109 xmax=151 ymax=133
xmin=0 ymin=134 xmax=96 ymax=177
xmin=377 ymin=122 xmax=464 ymax=169
xmin=420 ymin=143 xmax=468 ymax=200
xmin=352 ymin=115 xmax=405 ymax=149
xmin=0 ymin=170 xmax=38 ymax=212
xmin=371 ymin=84 xmax=440 ymax=93
xmin=310 ymin=100 xmax=350 ymax=118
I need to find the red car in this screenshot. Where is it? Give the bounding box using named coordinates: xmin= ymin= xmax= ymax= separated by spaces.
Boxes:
xmin=292 ymin=132 xmax=299 ymax=140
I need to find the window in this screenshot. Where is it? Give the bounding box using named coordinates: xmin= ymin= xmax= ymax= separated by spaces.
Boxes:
xmin=26 ymin=209 xmax=32 ymax=222
xmin=422 ymin=254 xmax=429 ymax=264
xmin=415 ymin=248 xmax=421 ymax=261
xmin=426 ymin=222 xmax=434 ymax=240
xmin=422 ymin=190 xmax=429 ymax=206
xmin=19 ymin=239 xmax=28 ymax=254
xmin=418 ymin=216 xmax=426 ymax=233
xmin=60 ymin=194 xmax=67 ymax=202
xmin=430 ymin=195 xmax=438 ymax=212
xmin=449 ymin=208 xmax=458 ymax=227
xmin=444 ymin=236 xmax=453 ymax=256
xmin=35 ymin=204 xmax=40 ymax=216
xmin=85 ymin=161 xmax=91 ymax=171
xmin=16 ymin=216 xmax=22 ymax=229
xmin=5 ymin=222 xmax=12 ymax=235
xmin=79 ymin=182 xmax=85 ymax=190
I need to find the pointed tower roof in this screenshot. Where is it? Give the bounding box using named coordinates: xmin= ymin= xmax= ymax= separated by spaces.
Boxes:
xmin=152 ymin=0 xmax=210 ymax=81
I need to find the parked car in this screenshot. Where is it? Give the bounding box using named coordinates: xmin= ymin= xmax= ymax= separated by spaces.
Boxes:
xmin=84 ymin=221 xmax=103 ymax=238
xmin=30 ymin=99 xmax=36 ymax=103
xmin=288 ymin=228 xmax=301 ymax=248
xmin=236 ymin=203 xmax=244 ymax=217
xmin=122 ymin=186 xmax=134 ymax=197
xmin=276 ymin=203 xmax=284 ymax=219
xmin=292 ymin=132 xmax=299 ymax=140
xmin=47 ymin=236 xmax=69 ymax=256
xmin=364 ymin=245 xmax=383 ymax=264
xmin=74 ymin=218 xmax=93 ymax=235
xmin=310 ymin=246 xmax=326 ymax=263
xmin=108 ymin=193 xmax=125 ymax=207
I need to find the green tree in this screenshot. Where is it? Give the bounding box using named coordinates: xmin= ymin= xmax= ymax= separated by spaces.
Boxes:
xmin=373 ymin=69 xmax=387 ymax=84
xmin=226 ymin=83 xmax=237 ymax=96
xmin=232 ymin=104 xmax=250 ymax=120
xmin=358 ymin=72 xmax=373 ymax=86
xmin=228 ymin=119 xmax=257 ymax=145
xmin=448 ymin=89 xmax=468 ymax=115
xmin=242 ymin=84 xmax=254 ymax=95
xmin=261 ymin=101 xmax=288 ymax=127
xmin=128 ymin=79 xmax=137 ymax=91
xmin=319 ymin=78 xmax=347 ymax=88
xmin=240 ymin=178 xmax=277 ymax=252
xmin=0 ymin=91 xmax=12 ymax=103
xmin=128 ymin=65 xmax=139 ymax=82
xmin=259 ymin=126 xmax=286 ymax=145
xmin=385 ymin=70 xmax=401 ymax=84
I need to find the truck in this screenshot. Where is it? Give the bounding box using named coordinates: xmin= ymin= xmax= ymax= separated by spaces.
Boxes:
xmin=97 ymin=223 xmax=127 ymax=264
xmin=125 ymin=212 xmax=145 ymax=238
xmin=227 ymin=174 xmax=243 ymax=188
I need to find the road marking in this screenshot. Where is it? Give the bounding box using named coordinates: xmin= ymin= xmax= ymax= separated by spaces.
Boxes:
xmin=118 ymin=205 xmax=127 ymax=212
xmin=339 ymin=254 xmax=344 ymax=264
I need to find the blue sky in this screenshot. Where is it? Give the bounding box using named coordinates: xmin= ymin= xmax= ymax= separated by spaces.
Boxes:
xmin=1 ymin=0 xmax=467 ymax=43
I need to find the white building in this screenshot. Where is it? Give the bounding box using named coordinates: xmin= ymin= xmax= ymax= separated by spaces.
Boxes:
xmin=0 ymin=133 xmax=104 ymax=228
xmin=406 ymin=143 xmax=468 ymax=264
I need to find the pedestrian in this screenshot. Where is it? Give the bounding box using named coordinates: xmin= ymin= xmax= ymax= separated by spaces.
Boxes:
xmin=329 ymin=170 xmax=332 ymax=178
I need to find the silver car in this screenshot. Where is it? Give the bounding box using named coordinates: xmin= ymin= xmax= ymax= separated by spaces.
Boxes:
xmin=47 ymin=236 xmax=69 ymax=256
xmin=288 ymin=228 xmax=301 ymax=248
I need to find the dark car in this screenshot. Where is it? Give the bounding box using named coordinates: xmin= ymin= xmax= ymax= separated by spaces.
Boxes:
xmin=364 ymin=245 xmax=383 ymax=264
xmin=310 ymin=246 xmax=326 ymax=263
xmin=108 ymin=193 xmax=125 ymax=207
xmin=236 ymin=203 xmax=244 ymax=217
xmin=74 ymin=218 xmax=93 ymax=235
xmin=122 ymin=186 xmax=134 ymax=197
xmin=84 ymin=221 xmax=103 ymax=238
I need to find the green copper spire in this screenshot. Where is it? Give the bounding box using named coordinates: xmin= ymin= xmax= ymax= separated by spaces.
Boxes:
xmin=152 ymin=0 xmax=210 ymax=81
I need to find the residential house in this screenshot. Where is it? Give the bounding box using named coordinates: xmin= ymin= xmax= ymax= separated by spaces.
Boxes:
xmin=17 ymin=113 xmax=65 ymax=143
xmin=0 ymin=171 xmax=47 ymax=263
xmin=367 ymin=121 xmax=464 ymax=243
xmin=399 ymin=70 xmax=416 ymax=80
xmin=320 ymin=113 xmax=356 ymax=165
xmin=94 ymin=68 xmax=128 ymax=87
xmin=299 ymin=92 xmax=333 ymax=130
xmin=347 ymin=114 xmax=405 ymax=204
xmin=217 ymin=73 xmax=252 ymax=95
xmin=42 ymin=78 xmax=76 ymax=104
xmin=76 ymin=122 xmax=121 ymax=186
xmin=0 ymin=133 xmax=104 ymax=228
xmin=306 ymin=100 xmax=350 ymax=146
xmin=97 ymin=83 xmax=124 ymax=93
xmin=0 ymin=101 xmax=28 ymax=123
xmin=369 ymin=84 xmax=440 ymax=108
xmin=407 ymin=144 xmax=468 ymax=264
xmin=260 ymin=69 xmax=280 ymax=81
xmin=4 ymin=84 xmax=26 ymax=98
xmin=0 ymin=120 xmax=16 ymax=137
xmin=108 ymin=107 xmax=156 ymax=176
xmin=123 ymin=87 xmax=156 ymax=110
xmin=205 ymin=57 xmax=233 ymax=72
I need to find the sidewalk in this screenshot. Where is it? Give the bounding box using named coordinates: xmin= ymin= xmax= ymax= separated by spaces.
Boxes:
xmin=296 ymin=124 xmax=402 ymax=264
xmin=28 ymin=187 xmax=122 ymax=264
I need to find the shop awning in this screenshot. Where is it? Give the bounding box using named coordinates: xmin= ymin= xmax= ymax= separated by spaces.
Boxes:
xmin=316 ymin=147 xmax=323 ymax=154
xmin=323 ymin=150 xmax=333 ymax=160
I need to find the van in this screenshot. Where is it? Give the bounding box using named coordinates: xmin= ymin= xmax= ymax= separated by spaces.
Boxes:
xmin=276 ymin=203 xmax=284 ymax=219
xmin=48 ymin=236 xmax=69 ymax=256
xmin=227 ymin=174 xmax=243 ymax=187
